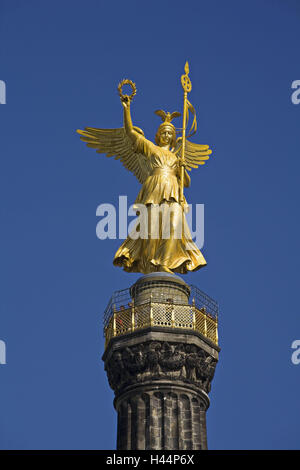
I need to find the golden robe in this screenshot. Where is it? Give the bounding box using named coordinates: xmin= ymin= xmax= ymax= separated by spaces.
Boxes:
xmin=113 ymin=136 xmax=206 ymax=274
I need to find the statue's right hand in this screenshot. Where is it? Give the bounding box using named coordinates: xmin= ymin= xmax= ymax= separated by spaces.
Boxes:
xmin=121 ymin=96 xmax=130 ymax=109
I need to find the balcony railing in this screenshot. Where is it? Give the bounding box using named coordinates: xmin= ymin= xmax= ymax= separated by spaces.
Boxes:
xmin=104 ymin=298 xmax=218 ymax=348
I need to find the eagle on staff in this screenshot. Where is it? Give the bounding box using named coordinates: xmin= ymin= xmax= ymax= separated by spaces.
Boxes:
xmin=77 ymin=63 xmax=212 ymax=275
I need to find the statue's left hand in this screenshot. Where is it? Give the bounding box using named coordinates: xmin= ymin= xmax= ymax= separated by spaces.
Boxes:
xmin=178 ymin=157 xmax=186 ymax=167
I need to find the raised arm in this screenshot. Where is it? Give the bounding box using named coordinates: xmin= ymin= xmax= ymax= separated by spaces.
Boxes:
xmin=121 ymin=97 xmax=154 ymax=158
xmin=122 ymin=98 xmax=139 ymax=143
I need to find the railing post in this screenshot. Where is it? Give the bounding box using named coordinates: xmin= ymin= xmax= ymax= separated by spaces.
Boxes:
xmin=192 ymin=298 xmax=196 ymax=330
xmin=150 ymin=292 xmax=153 ymax=326
xmin=215 ymin=317 xmax=218 ymax=345
xmin=113 ymin=304 xmax=117 ymax=337
xmin=171 ymin=305 xmax=175 ymax=328
xmin=204 ymin=311 xmax=207 ymax=338
xmin=131 ymin=298 xmax=135 ymax=332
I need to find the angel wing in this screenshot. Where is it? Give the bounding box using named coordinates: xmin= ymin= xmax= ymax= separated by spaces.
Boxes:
xmin=175 ymin=138 xmax=212 ymax=171
xmin=76 ymin=127 xmax=152 ymax=184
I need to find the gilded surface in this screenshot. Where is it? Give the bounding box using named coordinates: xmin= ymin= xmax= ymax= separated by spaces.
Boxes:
xmin=77 ymin=63 xmax=212 ymax=275
xmin=105 ymin=299 xmax=218 ymax=348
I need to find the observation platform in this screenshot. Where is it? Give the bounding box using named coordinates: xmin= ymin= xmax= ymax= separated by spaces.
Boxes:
xmin=103 ymin=272 xmax=219 ymax=348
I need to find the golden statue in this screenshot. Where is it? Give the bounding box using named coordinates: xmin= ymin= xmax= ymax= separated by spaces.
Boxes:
xmin=77 ymin=63 xmax=212 ymax=275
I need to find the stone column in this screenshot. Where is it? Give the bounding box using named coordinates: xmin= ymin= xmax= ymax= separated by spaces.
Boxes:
xmin=102 ymin=273 xmax=220 ymax=450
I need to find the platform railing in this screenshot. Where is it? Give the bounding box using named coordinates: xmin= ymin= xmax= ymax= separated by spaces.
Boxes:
xmin=104 ymin=298 xmax=218 ymax=348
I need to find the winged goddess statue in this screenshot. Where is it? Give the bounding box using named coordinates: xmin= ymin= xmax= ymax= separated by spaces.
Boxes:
xmin=77 ymin=65 xmax=212 ymax=274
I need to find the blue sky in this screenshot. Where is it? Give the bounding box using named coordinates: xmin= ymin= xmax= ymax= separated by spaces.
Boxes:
xmin=0 ymin=0 xmax=300 ymax=449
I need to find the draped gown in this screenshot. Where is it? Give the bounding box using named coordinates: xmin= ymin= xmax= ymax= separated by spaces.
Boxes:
xmin=113 ymin=134 xmax=207 ymax=274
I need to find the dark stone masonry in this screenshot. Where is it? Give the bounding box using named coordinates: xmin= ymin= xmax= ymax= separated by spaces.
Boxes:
xmin=102 ymin=273 xmax=220 ymax=450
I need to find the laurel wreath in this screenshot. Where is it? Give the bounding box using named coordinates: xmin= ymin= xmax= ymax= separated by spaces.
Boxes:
xmin=118 ymin=79 xmax=137 ymax=102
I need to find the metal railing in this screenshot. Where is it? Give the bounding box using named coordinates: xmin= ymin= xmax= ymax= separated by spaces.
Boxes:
xmin=104 ymin=297 xmax=218 ymax=348
xmin=104 ymin=284 xmax=218 ymax=325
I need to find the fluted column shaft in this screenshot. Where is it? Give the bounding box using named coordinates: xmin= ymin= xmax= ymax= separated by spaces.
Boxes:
xmin=116 ymin=387 xmax=208 ymax=450
xmin=103 ymin=327 xmax=219 ymax=450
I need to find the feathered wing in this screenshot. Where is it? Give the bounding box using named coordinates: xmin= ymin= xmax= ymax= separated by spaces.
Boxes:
xmin=175 ymin=138 xmax=212 ymax=171
xmin=76 ymin=127 xmax=151 ymax=184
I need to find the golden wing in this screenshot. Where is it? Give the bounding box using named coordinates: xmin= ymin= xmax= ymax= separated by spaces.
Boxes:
xmin=175 ymin=138 xmax=212 ymax=171
xmin=76 ymin=127 xmax=151 ymax=184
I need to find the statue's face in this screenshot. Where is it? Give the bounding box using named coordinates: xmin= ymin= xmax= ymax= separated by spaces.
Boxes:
xmin=159 ymin=127 xmax=174 ymax=147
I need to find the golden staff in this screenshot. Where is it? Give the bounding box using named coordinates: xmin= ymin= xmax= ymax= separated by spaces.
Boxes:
xmin=179 ymin=61 xmax=192 ymax=205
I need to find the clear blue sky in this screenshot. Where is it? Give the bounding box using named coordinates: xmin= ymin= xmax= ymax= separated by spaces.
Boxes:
xmin=0 ymin=0 xmax=300 ymax=450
